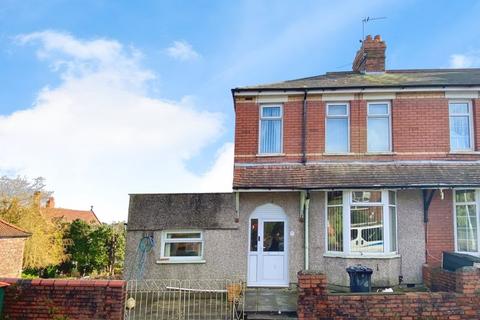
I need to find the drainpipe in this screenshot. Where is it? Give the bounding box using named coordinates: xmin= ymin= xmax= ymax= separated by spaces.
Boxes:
xmin=304 ymin=190 xmax=311 ymax=270
xmin=301 ymin=90 xmax=308 ymax=164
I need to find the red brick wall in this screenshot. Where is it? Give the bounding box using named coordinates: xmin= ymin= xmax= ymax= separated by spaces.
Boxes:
xmin=0 ymin=238 xmax=26 ymax=277
xmin=0 ymin=278 xmax=126 ymax=320
xmin=426 ymin=190 xmax=455 ymax=266
xmin=298 ymin=270 xmax=480 ymax=320
xmin=234 ymin=95 xmax=480 ymax=163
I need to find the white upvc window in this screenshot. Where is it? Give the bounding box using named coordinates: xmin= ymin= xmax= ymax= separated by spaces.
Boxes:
xmin=325 ymin=190 xmax=397 ymax=255
xmin=367 ymin=102 xmax=392 ymax=152
xmin=449 ymin=101 xmax=474 ymax=151
xmin=454 ymin=189 xmax=479 ymax=254
xmin=259 ymin=105 xmax=283 ymax=154
xmin=160 ymin=230 xmax=204 ymax=262
xmin=325 ymin=103 xmax=350 ymax=153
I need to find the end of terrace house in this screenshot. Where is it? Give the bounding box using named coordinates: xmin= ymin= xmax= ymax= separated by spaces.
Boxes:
xmin=126 ymin=34 xmax=480 ymax=288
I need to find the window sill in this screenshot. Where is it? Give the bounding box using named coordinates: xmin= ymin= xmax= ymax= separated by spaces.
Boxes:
xmin=364 ymin=152 xmax=395 ymax=155
xmin=156 ymin=259 xmax=206 ymax=264
xmin=256 ymin=153 xmax=285 ymax=157
xmin=448 ymin=151 xmax=480 ymax=155
xmin=323 ymin=152 xmax=355 ymax=156
xmin=323 ymin=252 xmax=400 ymax=259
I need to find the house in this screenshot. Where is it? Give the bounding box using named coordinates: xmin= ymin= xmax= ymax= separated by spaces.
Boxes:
xmin=0 ymin=218 xmax=31 ymax=277
xmin=42 ymin=197 xmax=101 ymax=225
xmin=126 ymin=35 xmax=480 ymax=288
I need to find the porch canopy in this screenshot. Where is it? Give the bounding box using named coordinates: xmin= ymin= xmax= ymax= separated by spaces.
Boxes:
xmin=233 ymin=162 xmax=480 ymax=190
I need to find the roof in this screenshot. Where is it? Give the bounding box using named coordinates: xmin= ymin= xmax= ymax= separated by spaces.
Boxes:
xmin=233 ymin=162 xmax=480 ymax=189
xmin=43 ymin=208 xmax=101 ymax=225
xmin=0 ymin=218 xmax=31 ymax=238
xmin=233 ymin=69 xmax=480 ymax=92
xmin=128 ymin=193 xmax=237 ymax=231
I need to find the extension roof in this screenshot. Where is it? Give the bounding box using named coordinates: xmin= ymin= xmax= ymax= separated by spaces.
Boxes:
xmin=233 ymin=162 xmax=480 ymax=190
xmin=0 ymin=218 xmax=31 ymax=238
xmin=232 ymin=69 xmax=480 ymax=92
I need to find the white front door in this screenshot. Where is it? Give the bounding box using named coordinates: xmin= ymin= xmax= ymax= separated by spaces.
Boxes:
xmin=247 ymin=204 xmax=288 ymax=287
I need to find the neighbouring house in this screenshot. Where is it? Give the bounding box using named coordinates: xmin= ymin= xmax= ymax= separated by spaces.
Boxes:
xmin=126 ymin=35 xmax=480 ymax=288
xmin=0 ymin=218 xmax=31 ymax=277
xmin=42 ymin=197 xmax=101 ymax=225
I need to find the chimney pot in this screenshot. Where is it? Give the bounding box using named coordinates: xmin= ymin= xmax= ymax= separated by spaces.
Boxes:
xmin=352 ymin=34 xmax=386 ymax=73
xmin=46 ymin=197 xmax=55 ymax=208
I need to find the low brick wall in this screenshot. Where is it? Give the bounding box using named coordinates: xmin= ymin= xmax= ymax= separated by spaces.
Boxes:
xmin=0 ymin=278 xmax=126 ymax=320
xmin=423 ymin=264 xmax=480 ymax=293
xmin=298 ymin=268 xmax=480 ymax=320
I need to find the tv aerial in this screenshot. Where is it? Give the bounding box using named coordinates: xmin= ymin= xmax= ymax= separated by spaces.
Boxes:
xmin=361 ymin=16 xmax=387 ymax=42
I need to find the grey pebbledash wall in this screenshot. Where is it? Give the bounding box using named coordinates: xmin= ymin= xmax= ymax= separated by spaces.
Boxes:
xmin=125 ymin=191 xmax=425 ymax=287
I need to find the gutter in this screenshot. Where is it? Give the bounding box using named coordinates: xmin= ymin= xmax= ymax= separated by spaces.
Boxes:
xmin=304 ymin=190 xmax=311 ymax=270
xmin=232 ymin=84 xmax=480 ymax=95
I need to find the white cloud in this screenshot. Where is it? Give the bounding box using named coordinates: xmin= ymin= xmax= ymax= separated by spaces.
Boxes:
xmin=450 ymin=51 xmax=480 ymax=68
xmin=1 ymin=31 xmax=232 ymax=222
xmin=166 ymin=40 xmax=200 ymax=61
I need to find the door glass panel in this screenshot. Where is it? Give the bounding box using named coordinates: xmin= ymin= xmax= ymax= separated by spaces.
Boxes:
xmin=250 ymin=219 xmax=258 ymax=252
xmin=263 ymin=221 xmax=284 ymax=252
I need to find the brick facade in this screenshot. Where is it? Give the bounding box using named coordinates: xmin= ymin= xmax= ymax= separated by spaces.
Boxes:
xmin=0 ymin=238 xmax=26 ymax=277
xmin=0 ymin=278 xmax=126 ymax=320
xmin=426 ymin=190 xmax=455 ymax=266
xmin=298 ymin=269 xmax=480 ymax=320
xmin=234 ymin=95 xmax=480 ymax=163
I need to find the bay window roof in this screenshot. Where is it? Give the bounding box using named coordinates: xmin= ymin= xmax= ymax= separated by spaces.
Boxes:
xmin=233 ymin=161 xmax=480 ymax=190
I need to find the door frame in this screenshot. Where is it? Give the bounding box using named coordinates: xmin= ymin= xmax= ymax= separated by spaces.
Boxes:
xmin=247 ymin=203 xmax=289 ymax=287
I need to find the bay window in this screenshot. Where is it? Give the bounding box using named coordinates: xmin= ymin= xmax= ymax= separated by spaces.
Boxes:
xmin=326 ymin=190 xmax=397 ymax=255
xmin=455 ymin=190 xmax=478 ymax=253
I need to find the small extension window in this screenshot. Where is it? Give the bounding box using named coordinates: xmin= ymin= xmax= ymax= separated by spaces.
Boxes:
xmin=161 ymin=230 xmax=204 ymax=262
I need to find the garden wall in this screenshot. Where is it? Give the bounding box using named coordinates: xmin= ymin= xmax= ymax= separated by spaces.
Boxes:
xmin=298 ymin=266 xmax=480 ymax=320
xmin=0 ymin=278 xmax=126 ymax=320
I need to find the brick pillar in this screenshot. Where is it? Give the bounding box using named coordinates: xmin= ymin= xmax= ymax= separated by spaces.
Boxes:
xmin=456 ymin=267 xmax=480 ymax=294
xmin=297 ymin=271 xmax=328 ymax=320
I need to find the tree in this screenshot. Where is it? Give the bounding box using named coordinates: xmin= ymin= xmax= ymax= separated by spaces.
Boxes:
xmin=0 ymin=176 xmax=65 ymax=270
xmin=65 ymin=220 xmax=125 ymax=276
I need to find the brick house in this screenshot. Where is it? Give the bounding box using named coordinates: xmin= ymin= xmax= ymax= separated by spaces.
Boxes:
xmin=126 ymin=35 xmax=480 ymax=288
xmin=0 ymin=218 xmax=31 ymax=277
xmin=42 ymin=197 xmax=101 ymax=225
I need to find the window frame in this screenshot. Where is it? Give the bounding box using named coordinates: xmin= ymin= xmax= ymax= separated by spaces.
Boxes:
xmin=366 ymin=101 xmax=392 ymax=153
xmin=325 ymin=102 xmax=350 ymax=154
xmin=324 ymin=190 xmax=397 ymax=256
xmin=160 ymin=230 xmax=205 ymax=262
xmin=258 ymin=104 xmax=284 ymax=155
xmin=449 ymin=100 xmax=474 ymax=152
xmin=453 ymin=189 xmax=480 ymax=255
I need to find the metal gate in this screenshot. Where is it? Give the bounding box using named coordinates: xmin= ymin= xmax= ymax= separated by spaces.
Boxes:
xmin=124 ymin=279 xmax=245 ymax=320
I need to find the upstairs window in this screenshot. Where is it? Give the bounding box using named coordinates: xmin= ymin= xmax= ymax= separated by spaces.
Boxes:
xmin=259 ymin=105 xmax=283 ymax=154
xmin=326 ymin=103 xmax=349 ymax=153
xmin=367 ymin=102 xmax=391 ymax=152
xmin=449 ymin=101 xmax=473 ymax=151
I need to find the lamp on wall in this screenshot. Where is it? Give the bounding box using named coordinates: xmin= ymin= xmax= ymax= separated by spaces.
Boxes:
xmin=440 ymin=189 xmax=445 ymax=200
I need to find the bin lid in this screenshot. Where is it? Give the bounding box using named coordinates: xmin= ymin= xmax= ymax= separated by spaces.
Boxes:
xmin=0 ymin=281 xmax=10 ymax=288
xmin=346 ymin=264 xmax=373 ymax=273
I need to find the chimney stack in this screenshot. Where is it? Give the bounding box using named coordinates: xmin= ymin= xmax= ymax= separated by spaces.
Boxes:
xmin=46 ymin=197 xmax=55 ymax=208
xmin=352 ymin=35 xmax=386 ymax=73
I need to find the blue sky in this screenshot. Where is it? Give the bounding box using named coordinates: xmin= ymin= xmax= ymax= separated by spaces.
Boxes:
xmin=0 ymin=0 xmax=480 ymax=221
